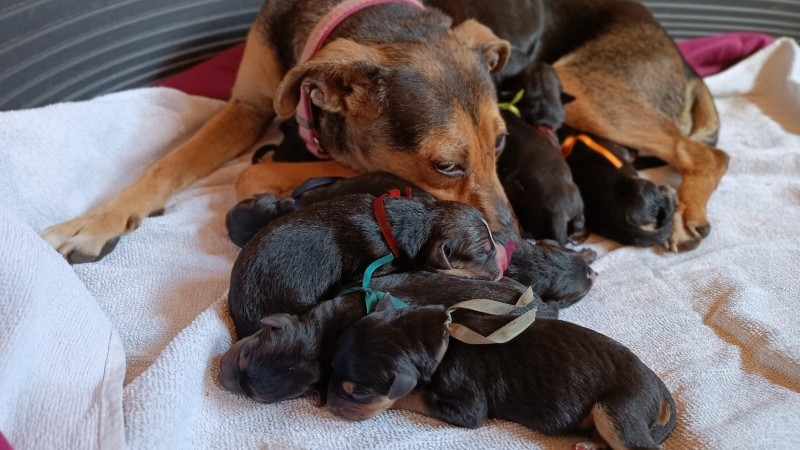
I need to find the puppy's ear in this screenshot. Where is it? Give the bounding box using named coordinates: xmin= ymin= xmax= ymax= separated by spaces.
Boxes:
xmin=426 ymin=242 xmax=452 ymax=271
xmin=260 ymin=313 xmax=298 ymax=330
xmin=451 ymin=19 xmax=510 ymax=74
xmin=387 ymin=373 xmax=417 ymax=400
xmin=376 ymin=292 xmax=396 ymax=313
xmin=274 ymin=39 xmax=387 ymax=119
xmin=560 ymin=91 xmax=577 ymax=105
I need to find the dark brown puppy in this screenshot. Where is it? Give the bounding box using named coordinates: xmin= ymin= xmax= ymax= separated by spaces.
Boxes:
xmin=228 ymin=192 xmax=507 ymax=338
xmin=227 ymin=172 xmax=594 ymax=307
xmin=562 ymin=127 xmax=678 ymax=247
xmin=327 ymin=300 xmax=677 ymax=450
xmin=498 ymin=107 xmax=585 ymax=245
xmin=219 ymin=272 xmax=556 ymax=404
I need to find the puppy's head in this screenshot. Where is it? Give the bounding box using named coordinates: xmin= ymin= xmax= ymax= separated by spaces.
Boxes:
xmin=612 ymin=178 xmax=677 ymax=246
xmin=528 ymin=240 xmax=596 ymax=308
xmin=273 ymin=18 xmax=517 ymax=234
xmin=327 ymin=302 xmax=446 ymax=421
xmin=422 ymin=201 xmax=508 ymax=281
xmin=218 ymin=314 xmax=319 ymax=403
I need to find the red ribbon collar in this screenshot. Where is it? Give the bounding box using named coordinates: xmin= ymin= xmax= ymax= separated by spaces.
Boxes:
xmin=373 ymin=188 xmax=412 ymax=257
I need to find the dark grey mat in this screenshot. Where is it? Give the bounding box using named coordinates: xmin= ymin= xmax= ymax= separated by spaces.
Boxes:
xmin=1 ymin=0 xmax=798 ymax=111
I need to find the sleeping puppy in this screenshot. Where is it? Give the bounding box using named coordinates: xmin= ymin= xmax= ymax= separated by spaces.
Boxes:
xmin=497 ymin=64 xmax=585 ymax=245
xmin=219 ymin=272 xmax=556 ymax=404
xmin=227 ymin=172 xmax=595 ymax=307
xmin=228 ymin=192 xmax=507 ymax=337
xmin=226 ymin=172 xmax=434 ymax=247
xmin=561 ymin=126 xmax=678 ymax=247
xmin=327 ymin=299 xmax=677 ymax=450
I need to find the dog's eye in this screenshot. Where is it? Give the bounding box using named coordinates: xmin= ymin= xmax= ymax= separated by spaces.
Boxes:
xmin=494 ymin=133 xmax=508 ymax=153
xmin=435 ymin=162 xmax=466 ymax=177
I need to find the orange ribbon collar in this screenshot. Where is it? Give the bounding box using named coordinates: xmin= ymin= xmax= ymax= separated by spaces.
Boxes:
xmin=561 ymin=134 xmax=624 ymax=169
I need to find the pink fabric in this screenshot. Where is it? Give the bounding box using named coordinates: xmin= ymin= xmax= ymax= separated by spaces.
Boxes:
xmin=677 ymin=32 xmax=774 ymax=77
xmin=157 ymin=43 xmax=245 ymax=100
xmin=0 ymin=431 xmax=12 ymax=450
xmin=157 ymin=32 xmax=776 ymax=100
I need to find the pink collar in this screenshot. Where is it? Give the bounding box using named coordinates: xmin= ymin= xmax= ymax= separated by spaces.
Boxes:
xmin=295 ymin=0 xmax=426 ymax=159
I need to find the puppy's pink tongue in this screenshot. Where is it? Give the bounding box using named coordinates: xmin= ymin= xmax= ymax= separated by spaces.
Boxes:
xmin=502 ymin=241 xmax=517 ymax=272
xmin=496 ymin=243 xmax=509 ymax=273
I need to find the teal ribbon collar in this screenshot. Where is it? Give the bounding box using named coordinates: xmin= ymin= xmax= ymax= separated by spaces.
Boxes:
xmin=338 ymin=253 xmax=409 ymax=314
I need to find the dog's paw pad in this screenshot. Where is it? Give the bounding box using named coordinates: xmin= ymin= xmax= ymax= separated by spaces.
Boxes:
xmin=694 ymin=224 xmax=711 ymax=238
xmin=66 ymin=237 xmax=121 ymax=264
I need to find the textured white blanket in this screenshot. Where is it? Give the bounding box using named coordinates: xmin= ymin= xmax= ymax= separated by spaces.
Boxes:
xmin=1 ymin=39 xmax=799 ymax=449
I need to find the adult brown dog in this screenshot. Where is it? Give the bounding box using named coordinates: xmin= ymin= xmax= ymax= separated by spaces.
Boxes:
xmin=42 ymin=0 xmax=728 ymax=262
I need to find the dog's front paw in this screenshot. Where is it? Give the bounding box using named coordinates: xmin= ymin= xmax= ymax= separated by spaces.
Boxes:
xmin=667 ymin=203 xmax=710 ymax=252
xmin=41 ymin=210 xmax=140 ymax=263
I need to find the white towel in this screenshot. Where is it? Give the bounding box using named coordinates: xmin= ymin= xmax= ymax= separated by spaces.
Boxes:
xmin=1 ymin=38 xmax=799 ymax=449
xmin=0 ymin=208 xmax=125 ymax=449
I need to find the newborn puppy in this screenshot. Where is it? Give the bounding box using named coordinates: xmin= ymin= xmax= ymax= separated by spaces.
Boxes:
xmin=497 ymin=63 xmax=585 ymax=244
xmin=498 ymin=234 xmax=595 ymax=309
xmin=228 ymin=173 xmax=596 ymax=306
xmin=498 ymin=109 xmax=585 ymax=244
xmin=219 ymin=272 xmax=556 ymax=404
xmin=562 ymin=126 xmax=677 ymax=247
xmin=328 ymin=300 xmax=676 ymax=450
xmin=228 ymin=193 xmax=507 ymax=337
xmin=226 ymin=172 xmax=434 ymax=248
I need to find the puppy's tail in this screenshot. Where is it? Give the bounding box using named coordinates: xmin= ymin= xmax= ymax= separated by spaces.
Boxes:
xmin=649 ymin=380 xmax=677 ymax=445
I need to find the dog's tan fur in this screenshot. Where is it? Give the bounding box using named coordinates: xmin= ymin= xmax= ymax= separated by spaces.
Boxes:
xmin=42 ymin=0 xmax=727 ymax=260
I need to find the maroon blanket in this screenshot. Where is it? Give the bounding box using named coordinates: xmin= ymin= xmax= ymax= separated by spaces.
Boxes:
xmin=157 ymin=32 xmax=774 ymax=101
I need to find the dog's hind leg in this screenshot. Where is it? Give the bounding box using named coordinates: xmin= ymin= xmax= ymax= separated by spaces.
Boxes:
xmin=589 ymin=402 xmax=660 ymax=450
xmin=686 ymin=77 xmax=721 ymax=146
xmin=42 ymin=26 xmax=282 ymax=263
xmin=556 ymin=71 xmax=729 ymax=253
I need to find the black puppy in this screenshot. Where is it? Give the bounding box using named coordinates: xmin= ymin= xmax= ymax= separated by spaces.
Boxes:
xmin=228 ymin=192 xmax=507 ymax=337
xmin=327 ymin=299 xmax=676 ymax=450
xmin=226 ymin=172 xmax=434 ymax=248
xmin=497 ymin=63 xmax=585 ymax=245
xmin=227 ymin=173 xmax=594 ymax=307
xmin=562 ymin=126 xmax=677 ymax=247
xmin=219 ymin=272 xmax=556 ymax=404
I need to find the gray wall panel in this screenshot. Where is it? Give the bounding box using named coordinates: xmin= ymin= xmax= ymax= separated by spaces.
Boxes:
xmin=0 ymin=0 xmax=798 ymax=111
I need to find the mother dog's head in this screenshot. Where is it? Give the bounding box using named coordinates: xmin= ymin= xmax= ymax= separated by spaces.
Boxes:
xmin=274 ymin=19 xmax=515 ymax=232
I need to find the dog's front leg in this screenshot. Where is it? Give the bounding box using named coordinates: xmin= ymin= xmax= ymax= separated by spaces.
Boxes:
xmin=235 ymin=161 xmax=358 ymax=200
xmin=41 ymin=100 xmax=270 ymax=263
xmin=41 ymin=25 xmax=285 ymax=263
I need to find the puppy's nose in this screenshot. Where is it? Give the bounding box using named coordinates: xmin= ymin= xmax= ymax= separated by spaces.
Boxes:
xmin=495 ymin=243 xmax=508 ymax=276
xmin=219 ymin=346 xmax=244 ymax=394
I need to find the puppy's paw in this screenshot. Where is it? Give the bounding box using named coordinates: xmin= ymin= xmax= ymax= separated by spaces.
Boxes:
xmin=226 ymin=195 xmax=298 ymax=247
xmin=41 ymin=210 xmax=137 ymax=263
xmin=577 ymin=248 xmax=598 ymax=264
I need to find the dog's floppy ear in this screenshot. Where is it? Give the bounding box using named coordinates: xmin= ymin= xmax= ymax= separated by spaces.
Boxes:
xmin=451 ymin=19 xmax=510 ymax=74
xmin=274 ymin=39 xmax=387 ymax=119
xmin=387 ymin=373 xmax=417 ymax=400
xmin=260 ymin=313 xmax=298 ymax=330
xmin=426 ymin=241 xmax=452 ymax=271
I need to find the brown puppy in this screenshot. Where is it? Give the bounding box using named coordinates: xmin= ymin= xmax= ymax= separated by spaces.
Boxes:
xmin=327 ymin=299 xmax=677 ymax=450
xmin=42 ymin=0 xmax=727 ymax=261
